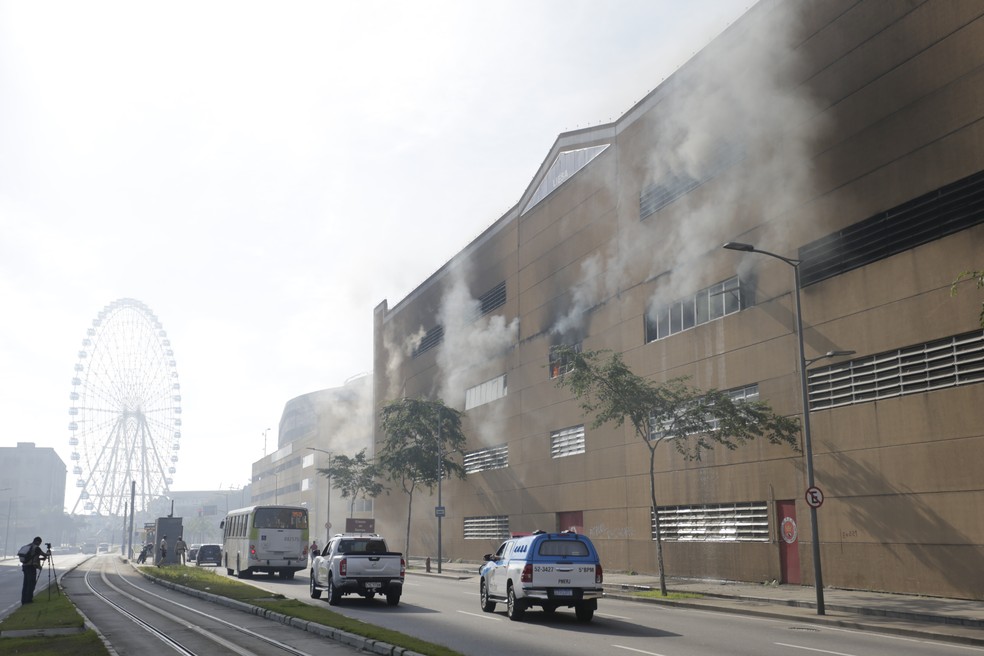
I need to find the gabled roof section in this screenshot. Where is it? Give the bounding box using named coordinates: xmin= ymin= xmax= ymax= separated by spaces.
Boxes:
xmin=522 ymin=144 xmax=610 ymax=215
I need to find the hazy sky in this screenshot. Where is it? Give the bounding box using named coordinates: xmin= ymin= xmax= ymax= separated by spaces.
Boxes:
xmin=0 ymin=0 xmax=752 ymax=507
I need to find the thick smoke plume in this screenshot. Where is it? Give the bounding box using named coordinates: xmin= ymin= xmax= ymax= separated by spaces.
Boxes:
xmin=552 ymin=2 xmax=821 ymax=336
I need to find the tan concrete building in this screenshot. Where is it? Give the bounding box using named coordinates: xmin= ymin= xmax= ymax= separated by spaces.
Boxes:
xmin=372 ymin=0 xmax=984 ymax=599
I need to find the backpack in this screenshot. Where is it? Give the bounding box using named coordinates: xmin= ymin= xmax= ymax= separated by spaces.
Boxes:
xmin=17 ymin=543 xmax=33 ymax=564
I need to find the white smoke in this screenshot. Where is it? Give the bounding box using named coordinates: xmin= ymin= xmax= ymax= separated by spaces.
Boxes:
xmin=547 ymin=1 xmax=822 ymax=334
xmin=436 ymin=260 xmax=518 ymax=409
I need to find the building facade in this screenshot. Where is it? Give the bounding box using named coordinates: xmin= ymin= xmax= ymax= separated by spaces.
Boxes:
xmin=250 ymin=375 xmax=374 ymax=545
xmin=372 ymin=0 xmax=984 ymax=599
xmin=0 ymin=442 xmax=67 ymax=555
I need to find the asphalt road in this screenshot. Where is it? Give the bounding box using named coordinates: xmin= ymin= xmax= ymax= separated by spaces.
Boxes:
xmin=0 ymin=551 xmax=88 ymax=620
xmin=234 ymin=568 xmax=984 ymax=656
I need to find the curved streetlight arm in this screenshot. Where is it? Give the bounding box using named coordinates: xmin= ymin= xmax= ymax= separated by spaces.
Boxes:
xmin=722 ymin=241 xmax=801 ymax=267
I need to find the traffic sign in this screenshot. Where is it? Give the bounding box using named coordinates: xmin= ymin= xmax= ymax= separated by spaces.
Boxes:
xmin=435 ymin=506 xmax=446 ymax=517
xmin=805 ymin=486 xmax=824 ymax=508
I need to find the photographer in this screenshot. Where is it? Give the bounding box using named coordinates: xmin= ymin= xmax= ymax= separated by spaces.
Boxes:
xmin=17 ymin=536 xmax=49 ymax=605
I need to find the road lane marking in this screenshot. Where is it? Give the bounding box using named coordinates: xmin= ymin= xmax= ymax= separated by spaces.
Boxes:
xmin=775 ymin=642 xmax=858 ymax=656
xmin=457 ymin=610 xmax=501 ymax=621
xmin=612 ymin=645 xmax=666 ymax=656
xmin=596 ymin=612 xmax=631 ymax=619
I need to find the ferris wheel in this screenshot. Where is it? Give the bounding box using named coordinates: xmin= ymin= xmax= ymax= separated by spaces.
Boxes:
xmin=68 ymin=298 xmax=182 ymax=515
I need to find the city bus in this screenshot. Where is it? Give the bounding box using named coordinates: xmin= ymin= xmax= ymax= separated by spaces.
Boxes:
xmin=220 ymin=505 xmax=309 ymax=579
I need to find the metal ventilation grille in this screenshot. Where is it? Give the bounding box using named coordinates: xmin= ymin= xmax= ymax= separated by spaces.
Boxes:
xmin=550 ymin=424 xmax=586 ymax=458
xmin=800 ymin=170 xmax=984 ymax=287
xmin=412 ymin=324 xmax=444 ymax=358
xmin=654 ymin=502 xmax=770 ymax=542
xmin=808 ymin=330 xmax=984 ymax=410
xmin=464 ymin=444 xmax=509 ymax=473
xmin=463 ymin=515 xmax=510 ymax=540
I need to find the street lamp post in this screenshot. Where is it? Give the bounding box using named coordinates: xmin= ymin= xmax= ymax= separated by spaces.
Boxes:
xmin=723 ymin=241 xmax=854 ymax=616
xmin=307 ymin=448 xmax=332 ymax=543
xmin=1 ymin=488 xmax=11 ymax=559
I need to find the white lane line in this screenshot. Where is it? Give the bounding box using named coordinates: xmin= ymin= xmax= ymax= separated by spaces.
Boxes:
xmin=596 ymin=612 xmax=632 ymax=619
xmin=612 ymin=645 xmax=667 ymax=656
xmin=775 ymin=642 xmax=858 ymax=656
xmin=457 ymin=610 xmax=501 ymax=621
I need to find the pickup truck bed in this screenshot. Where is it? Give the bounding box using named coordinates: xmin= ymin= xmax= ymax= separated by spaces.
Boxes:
xmin=310 ymin=535 xmax=405 ymax=606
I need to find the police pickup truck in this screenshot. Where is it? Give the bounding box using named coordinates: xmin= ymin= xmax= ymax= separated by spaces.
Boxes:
xmin=309 ymin=534 xmax=405 ymax=606
xmin=479 ymin=530 xmax=603 ymax=621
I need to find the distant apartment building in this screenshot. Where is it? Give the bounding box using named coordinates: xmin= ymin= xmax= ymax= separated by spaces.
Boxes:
xmin=372 ymin=0 xmax=984 ymax=600
xmin=0 ymin=442 xmax=66 ymax=551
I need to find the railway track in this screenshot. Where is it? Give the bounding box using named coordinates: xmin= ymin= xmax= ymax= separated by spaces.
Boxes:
xmin=60 ymin=556 xmax=360 ymax=656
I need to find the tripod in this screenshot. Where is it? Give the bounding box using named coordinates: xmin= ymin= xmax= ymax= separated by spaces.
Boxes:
xmin=34 ymin=547 xmax=59 ymax=600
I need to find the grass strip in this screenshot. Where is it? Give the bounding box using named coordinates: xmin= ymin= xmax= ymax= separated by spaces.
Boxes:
xmin=632 ymin=590 xmax=704 ymax=600
xmin=0 ymin=587 xmax=109 ymax=656
xmin=0 ymin=631 xmax=108 ymax=656
xmin=143 ymin=565 xmax=465 ymax=656
xmin=0 ymin=589 xmax=85 ymax=631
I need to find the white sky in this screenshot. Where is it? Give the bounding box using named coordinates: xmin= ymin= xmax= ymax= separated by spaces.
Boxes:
xmin=0 ymin=0 xmax=752 ymax=508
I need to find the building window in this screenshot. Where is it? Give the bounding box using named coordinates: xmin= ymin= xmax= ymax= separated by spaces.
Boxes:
xmin=549 ymin=343 xmax=581 ymax=379
xmin=350 ymin=498 xmax=373 ymax=513
xmin=808 ymin=331 xmax=984 ymax=410
xmin=799 ymin=169 xmax=984 ymax=287
xmin=645 ymin=277 xmax=742 ymax=342
xmin=551 ymin=425 xmax=586 ymax=458
xmin=479 ymin=281 xmax=507 ymax=316
xmin=653 ymin=501 xmax=769 ymax=542
xmin=463 ymin=515 xmax=511 ymax=540
xmin=412 ymin=324 xmax=444 ymax=358
xmin=463 ymin=444 xmax=509 ymax=473
xmin=524 ymin=145 xmax=610 ymax=214
xmin=649 ymin=384 xmax=759 ymax=441
xmin=639 ymin=141 xmax=745 ymax=220
xmin=465 ymin=374 xmax=507 ymax=410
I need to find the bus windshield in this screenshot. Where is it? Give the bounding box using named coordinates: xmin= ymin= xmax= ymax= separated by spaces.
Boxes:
xmin=254 ymin=508 xmax=308 ymax=529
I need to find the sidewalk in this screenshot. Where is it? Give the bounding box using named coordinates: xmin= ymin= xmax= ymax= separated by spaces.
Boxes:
xmin=412 ymin=560 xmax=984 ymax=648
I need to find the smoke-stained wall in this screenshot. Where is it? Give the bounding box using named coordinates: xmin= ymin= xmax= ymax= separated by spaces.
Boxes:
xmin=372 ymin=0 xmax=984 ymax=599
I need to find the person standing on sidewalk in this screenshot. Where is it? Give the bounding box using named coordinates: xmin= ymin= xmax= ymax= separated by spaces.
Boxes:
xmin=175 ymin=536 xmax=188 ymax=565
xmin=159 ymin=535 xmax=168 ymax=566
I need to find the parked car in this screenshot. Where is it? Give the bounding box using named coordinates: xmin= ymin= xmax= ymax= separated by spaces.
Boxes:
xmin=196 ymin=544 xmax=222 ymax=566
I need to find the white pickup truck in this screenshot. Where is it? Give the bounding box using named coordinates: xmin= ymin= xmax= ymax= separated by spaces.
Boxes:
xmin=309 ymin=534 xmax=405 ymax=606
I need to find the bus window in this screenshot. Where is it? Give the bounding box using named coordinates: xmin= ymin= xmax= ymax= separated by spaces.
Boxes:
xmin=254 ymin=508 xmax=308 ymax=529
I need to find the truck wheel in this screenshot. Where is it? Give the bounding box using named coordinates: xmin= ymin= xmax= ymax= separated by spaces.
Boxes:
xmin=327 ymin=575 xmax=342 ymax=605
xmin=506 ymin=584 xmax=526 ymax=621
xmin=386 ymin=591 xmax=401 ymax=606
xmin=574 ymin=602 xmax=595 ymax=622
xmin=480 ymin=580 xmax=496 ymax=612
xmin=309 ymin=572 xmax=322 ymax=599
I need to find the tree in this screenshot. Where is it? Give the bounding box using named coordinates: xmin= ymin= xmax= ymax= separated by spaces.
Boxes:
xmin=951 ymin=270 xmax=984 ymax=327
xmin=318 ymin=449 xmax=385 ymax=518
xmin=378 ymin=398 xmax=467 ymax=561
xmin=553 ymin=347 xmax=800 ymax=595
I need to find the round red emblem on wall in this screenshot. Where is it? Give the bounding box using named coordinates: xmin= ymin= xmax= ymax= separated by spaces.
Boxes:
xmin=781 ymin=516 xmax=798 ymax=544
